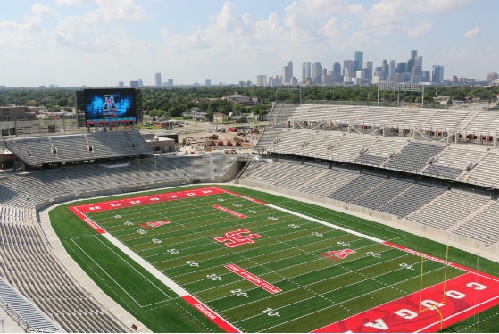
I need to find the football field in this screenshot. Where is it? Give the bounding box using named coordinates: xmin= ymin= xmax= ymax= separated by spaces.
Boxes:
xmin=67 ymin=186 xmax=499 ymax=333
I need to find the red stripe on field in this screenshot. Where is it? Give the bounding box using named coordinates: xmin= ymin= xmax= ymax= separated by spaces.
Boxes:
xmin=312 ymin=272 xmax=499 ymax=333
xmin=70 ymin=187 xmax=227 ymax=214
xmin=382 ymin=242 xmax=453 ymax=267
xmin=182 ymin=295 xmax=239 ymax=333
xmin=213 ymin=204 xmax=247 ymax=218
xmin=225 ymin=263 xmax=281 ymax=294
xmin=68 ymin=206 xmax=106 ymax=234
xmin=218 ymin=187 xmax=267 ymax=204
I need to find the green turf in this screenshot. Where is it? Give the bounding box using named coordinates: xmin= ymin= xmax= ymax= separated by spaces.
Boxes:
xmin=49 ymin=184 xmax=499 ymax=333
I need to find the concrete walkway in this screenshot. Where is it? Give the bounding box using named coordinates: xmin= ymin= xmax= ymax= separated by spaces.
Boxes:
xmin=0 ymin=308 xmax=25 ymax=333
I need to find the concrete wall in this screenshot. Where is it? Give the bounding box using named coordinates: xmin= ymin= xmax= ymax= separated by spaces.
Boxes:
xmin=35 ymin=158 xmax=241 ymax=211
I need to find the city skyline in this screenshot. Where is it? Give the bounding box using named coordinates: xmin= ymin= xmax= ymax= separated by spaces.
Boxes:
xmin=270 ymin=50 xmax=444 ymax=87
xmin=0 ymin=0 xmax=498 ymax=87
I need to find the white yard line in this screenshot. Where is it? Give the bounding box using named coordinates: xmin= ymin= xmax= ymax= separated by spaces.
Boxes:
xmin=266 ymin=204 xmax=386 ymax=244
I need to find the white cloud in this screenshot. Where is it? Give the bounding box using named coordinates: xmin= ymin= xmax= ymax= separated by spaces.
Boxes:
xmin=0 ymin=3 xmax=52 ymax=32
xmin=408 ymin=0 xmax=478 ymax=13
xmin=51 ymin=0 xmax=147 ymax=55
xmin=0 ymin=3 xmax=52 ymax=53
xmin=89 ymin=0 xmax=147 ymax=22
xmin=403 ymin=19 xmax=434 ymax=38
xmin=52 ymin=16 xmax=88 ymax=46
xmin=55 ymin=0 xmax=146 ymax=22
xmin=31 ymin=3 xmax=52 ymax=16
xmin=52 ymin=14 xmax=138 ymax=56
xmin=54 ymin=0 xmax=94 ymax=4
xmin=465 ymin=26 xmax=480 ymax=38
xmin=364 ymin=0 xmax=476 ymax=37
xmin=282 ymin=0 xmax=363 ymax=45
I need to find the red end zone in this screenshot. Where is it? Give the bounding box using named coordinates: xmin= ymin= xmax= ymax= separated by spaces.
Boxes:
xmin=68 ymin=187 xmax=265 ymax=234
xmin=314 ymin=243 xmax=499 ymax=333
xmin=313 ymin=271 xmax=499 ymax=333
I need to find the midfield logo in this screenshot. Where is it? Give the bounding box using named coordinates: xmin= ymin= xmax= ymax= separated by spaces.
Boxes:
xmin=213 ymin=228 xmax=261 ymax=248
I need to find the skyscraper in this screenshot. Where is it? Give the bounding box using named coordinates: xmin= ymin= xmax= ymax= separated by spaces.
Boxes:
xmin=333 ymin=62 xmax=342 ymax=84
xmin=389 ymin=60 xmax=396 ymax=82
xmin=256 ymin=75 xmax=267 ymax=87
xmin=155 ymin=72 xmax=162 ymax=87
xmin=322 ymin=68 xmax=328 ymax=85
xmin=406 ymin=50 xmax=417 ymax=79
xmin=311 ymin=62 xmax=322 ymax=85
xmin=381 ymin=60 xmax=389 ymax=81
xmin=354 ymin=51 xmax=363 ymax=72
xmin=343 ymin=60 xmax=354 ymax=83
xmin=302 ymin=62 xmax=311 ymax=84
xmin=411 ymin=50 xmax=417 ymax=60
xmin=365 ymin=61 xmax=373 ymax=83
xmin=412 ymin=56 xmax=423 ymax=82
xmin=282 ymin=61 xmax=293 ymax=85
xmin=431 ymin=65 xmax=445 ymax=83
xmin=269 ymin=76 xmax=283 ymax=87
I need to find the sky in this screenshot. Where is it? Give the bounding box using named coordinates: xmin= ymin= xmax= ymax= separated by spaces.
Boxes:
xmin=0 ymin=0 xmax=497 ymax=87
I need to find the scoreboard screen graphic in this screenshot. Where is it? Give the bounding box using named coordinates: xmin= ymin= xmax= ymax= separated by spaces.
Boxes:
xmin=80 ymin=88 xmax=139 ymax=126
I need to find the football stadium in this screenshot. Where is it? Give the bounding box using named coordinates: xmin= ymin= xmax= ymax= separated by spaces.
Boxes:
xmin=0 ymin=101 xmax=498 ymax=333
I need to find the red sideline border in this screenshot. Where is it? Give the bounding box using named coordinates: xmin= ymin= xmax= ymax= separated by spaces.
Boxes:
xmin=68 ymin=186 xmax=499 ymax=333
xmin=182 ymin=296 xmax=239 ymax=333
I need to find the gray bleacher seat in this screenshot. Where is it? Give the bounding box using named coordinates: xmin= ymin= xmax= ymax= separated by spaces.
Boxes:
xmin=423 ymin=164 xmax=463 ymax=179
xmin=254 ymin=127 xmax=284 ymax=151
xmin=268 ymin=104 xmax=300 ymax=126
xmin=384 ymin=142 xmax=445 ymax=173
xmin=379 ymin=183 xmax=446 ymax=218
xmin=407 ymin=190 xmax=490 ymax=231
xmin=352 ymin=178 xmax=410 ymax=210
xmin=354 ymin=154 xmax=387 ymax=166
xmin=4 ymin=130 xmax=153 ymax=167
xmin=453 ymin=200 xmax=499 ymax=246
xmin=0 ymin=208 xmax=128 ymax=333
xmin=329 ymin=174 xmax=386 ymax=203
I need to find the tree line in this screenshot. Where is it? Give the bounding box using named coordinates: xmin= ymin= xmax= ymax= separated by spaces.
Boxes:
xmin=0 ymin=85 xmax=498 ymax=118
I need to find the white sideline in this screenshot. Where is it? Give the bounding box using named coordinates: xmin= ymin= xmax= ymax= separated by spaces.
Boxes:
xmin=101 ymin=232 xmax=189 ymax=296
xmin=266 ymin=203 xmax=386 ymax=244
